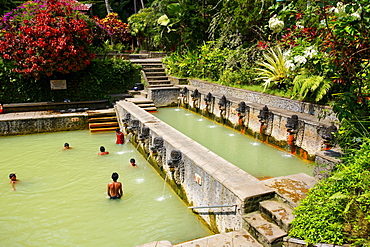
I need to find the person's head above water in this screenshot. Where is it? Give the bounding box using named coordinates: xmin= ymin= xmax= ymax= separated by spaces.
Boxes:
xmin=111 ymin=172 xmax=119 ymax=182
xmin=130 ymin=158 xmax=137 ymax=167
xmin=100 ymin=146 xmax=105 ymax=152
xmin=64 ymin=143 xmax=69 ymax=147
xmin=9 ymin=173 xmax=16 ymax=179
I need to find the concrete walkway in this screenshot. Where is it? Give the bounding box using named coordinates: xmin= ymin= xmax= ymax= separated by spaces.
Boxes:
xmin=136 ymin=229 xmax=263 ymax=247
xmin=0 ymin=110 xmax=86 ymax=120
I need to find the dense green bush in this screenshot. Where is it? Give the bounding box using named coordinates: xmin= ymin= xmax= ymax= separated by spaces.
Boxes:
xmin=163 ymin=42 xmax=259 ymax=85
xmin=289 ymin=138 xmax=370 ymax=245
xmin=0 ymin=59 xmax=141 ymax=103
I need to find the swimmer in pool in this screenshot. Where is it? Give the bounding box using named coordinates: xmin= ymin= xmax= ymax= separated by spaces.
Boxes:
xmin=63 ymin=143 xmax=71 ymax=150
xmin=107 ymin=172 xmax=123 ymax=199
xmin=9 ymin=173 xmax=18 ymax=191
xmin=130 ymin=158 xmax=137 ymax=167
xmin=98 ymin=146 xmax=109 ymax=155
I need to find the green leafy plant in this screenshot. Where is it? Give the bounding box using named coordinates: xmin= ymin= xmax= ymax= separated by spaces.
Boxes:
xmin=253 ymin=46 xmax=290 ymax=90
xmin=291 ymin=73 xmax=332 ymax=102
xmin=289 ymin=138 xmax=370 ymax=245
xmin=0 ymin=58 xmax=141 ymax=103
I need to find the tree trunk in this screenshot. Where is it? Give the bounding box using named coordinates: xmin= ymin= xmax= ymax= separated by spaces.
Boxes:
xmin=104 ymin=0 xmax=111 ymax=15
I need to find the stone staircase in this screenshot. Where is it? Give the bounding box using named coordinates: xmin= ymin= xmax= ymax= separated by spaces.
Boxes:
xmin=125 ymin=92 xmax=157 ymax=112
xmin=131 ymin=59 xmax=173 ymax=88
xmin=169 ymin=173 xmax=316 ymax=247
xmin=243 ymin=199 xmax=292 ymax=247
xmin=241 ymin=173 xmax=317 ymax=247
xmin=87 ymin=108 xmax=119 ymax=133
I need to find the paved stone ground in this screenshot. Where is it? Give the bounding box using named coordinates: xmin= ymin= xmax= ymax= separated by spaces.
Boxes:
xmin=136 ymin=229 xmax=263 ymax=247
xmin=0 ymin=110 xmax=87 ymax=120
xmin=261 ymin=173 xmax=318 ymax=208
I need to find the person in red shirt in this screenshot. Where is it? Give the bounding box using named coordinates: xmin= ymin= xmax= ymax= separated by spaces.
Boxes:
xmin=98 ymin=146 xmax=109 ymax=155
xmin=115 ymin=128 xmax=125 ymax=144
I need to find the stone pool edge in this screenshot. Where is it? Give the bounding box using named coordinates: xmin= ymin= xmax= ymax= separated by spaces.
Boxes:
xmin=115 ymin=101 xmax=276 ymax=231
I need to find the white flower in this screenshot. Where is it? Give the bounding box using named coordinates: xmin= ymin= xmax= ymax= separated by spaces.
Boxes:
xmin=294 ymin=55 xmax=307 ymax=65
xmin=283 ymin=50 xmax=292 ymax=60
xmin=351 ymin=12 xmax=361 ymax=20
xmin=296 ymin=21 xmax=304 ymax=29
xmin=303 ymin=46 xmax=318 ymax=58
xmin=319 ymin=19 xmax=326 ymax=27
xmin=269 ymin=17 xmax=284 ymax=33
xmin=328 ymin=7 xmax=337 ymax=13
xmin=337 ymin=2 xmax=344 ymax=10
xmin=284 ymin=60 xmax=296 ymax=71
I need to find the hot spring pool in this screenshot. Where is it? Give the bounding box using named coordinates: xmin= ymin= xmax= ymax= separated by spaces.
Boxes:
xmin=0 ymin=130 xmax=212 ymax=246
xmin=152 ymin=107 xmax=314 ymax=179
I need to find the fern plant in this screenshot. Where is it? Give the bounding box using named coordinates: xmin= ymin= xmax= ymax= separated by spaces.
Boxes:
xmin=292 ymin=74 xmax=332 ymax=102
xmin=253 ymin=46 xmax=289 ymax=90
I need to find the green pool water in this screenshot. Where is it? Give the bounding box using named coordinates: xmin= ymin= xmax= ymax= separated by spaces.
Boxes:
xmin=0 ymin=130 xmax=212 ymax=247
xmin=152 ymin=107 xmax=314 ymax=178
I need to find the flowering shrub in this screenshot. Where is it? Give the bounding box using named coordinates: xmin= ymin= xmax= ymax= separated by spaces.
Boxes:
xmin=94 ymin=13 xmax=132 ymax=45
xmin=0 ymin=0 xmax=95 ymax=79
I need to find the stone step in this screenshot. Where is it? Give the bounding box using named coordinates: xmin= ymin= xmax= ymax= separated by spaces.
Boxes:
xmin=260 ymin=173 xmax=318 ymax=209
xmin=243 ymin=212 xmax=287 ymax=247
xmin=145 ymin=72 xmax=167 ymax=76
xmin=90 ymin=127 xmax=118 ymax=133
xmin=148 ymin=80 xmax=171 ymax=84
xmin=125 ymin=98 xmax=154 ymax=104
xmin=86 ymin=109 xmax=116 ymax=117
xmin=89 ymin=121 xmax=118 ymax=128
xmin=143 ymin=67 xmax=165 ymax=71
xmin=140 ymin=91 xmax=148 ymax=97
xmin=259 ymin=199 xmax=294 ymax=232
xmin=136 ymin=103 xmax=156 ymax=108
xmin=127 ymin=90 xmax=144 ymax=96
xmin=129 ymin=54 xmax=149 ymax=59
xmin=174 ymin=229 xmax=263 ymax=247
xmin=88 ymin=116 xmax=118 ymax=122
xmin=147 ymin=75 xmax=169 ymax=80
xmin=148 ymin=84 xmax=174 ymax=88
xmin=142 ymin=107 xmax=157 ymax=112
xmin=137 ymin=63 xmax=163 ymax=68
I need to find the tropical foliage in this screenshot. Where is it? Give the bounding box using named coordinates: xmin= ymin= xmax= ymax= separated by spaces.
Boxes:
xmin=291 ymin=74 xmax=332 ymax=102
xmin=290 ymin=138 xmax=370 ymax=245
xmin=253 ymin=46 xmax=289 ymax=90
xmin=0 ymin=57 xmax=141 ymax=103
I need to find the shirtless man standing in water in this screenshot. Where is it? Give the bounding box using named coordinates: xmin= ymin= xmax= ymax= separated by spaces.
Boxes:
xmin=107 ymin=172 xmax=123 ymax=199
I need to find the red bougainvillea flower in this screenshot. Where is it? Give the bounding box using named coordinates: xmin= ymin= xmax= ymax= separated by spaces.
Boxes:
xmin=0 ymin=0 xmax=95 ymax=79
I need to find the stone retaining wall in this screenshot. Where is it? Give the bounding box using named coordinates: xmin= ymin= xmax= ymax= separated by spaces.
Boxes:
xmin=0 ymin=113 xmax=88 ymax=135
xmin=147 ymin=84 xmax=335 ymax=161
xmin=188 ymin=79 xmax=337 ymax=122
xmin=115 ymin=101 xmax=275 ymax=233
